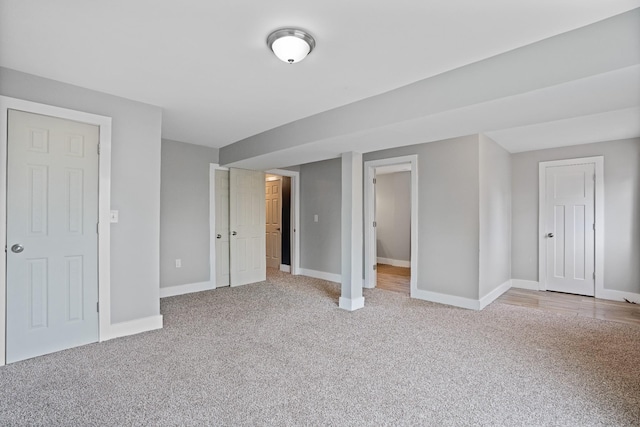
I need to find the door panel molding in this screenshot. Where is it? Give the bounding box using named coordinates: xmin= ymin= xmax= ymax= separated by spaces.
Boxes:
xmin=538 ymin=156 xmax=604 ymax=297
xmin=0 ymin=95 xmax=112 ymax=366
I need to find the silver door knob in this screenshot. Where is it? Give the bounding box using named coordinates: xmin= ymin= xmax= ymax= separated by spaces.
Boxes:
xmin=547 ymin=233 xmax=554 ymax=238
xmin=216 ymin=234 xmax=222 ymax=239
xmin=232 ymin=231 xmax=237 ymax=236
xmin=11 ymin=244 xmax=24 ymax=253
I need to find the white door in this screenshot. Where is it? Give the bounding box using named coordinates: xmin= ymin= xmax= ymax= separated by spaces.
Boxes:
xmin=230 ymin=168 xmax=265 ymax=286
xmin=6 ymin=110 xmax=99 ymax=363
xmin=215 ymin=169 xmax=230 ymax=287
xmin=265 ymin=178 xmax=282 ymax=269
xmin=544 ymin=163 xmax=595 ymax=296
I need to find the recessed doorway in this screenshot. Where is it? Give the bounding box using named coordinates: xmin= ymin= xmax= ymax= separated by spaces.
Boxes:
xmin=364 ymin=155 xmax=418 ymax=297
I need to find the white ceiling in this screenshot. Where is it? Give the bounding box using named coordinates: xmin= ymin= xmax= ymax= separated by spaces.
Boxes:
xmin=1 ymin=0 xmax=639 ymax=152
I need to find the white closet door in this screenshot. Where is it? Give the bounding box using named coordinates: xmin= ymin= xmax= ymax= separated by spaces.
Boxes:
xmin=230 ymin=168 xmax=266 ymax=286
xmin=545 ymin=163 xmax=595 ymax=296
xmin=215 ymin=169 xmax=230 ymax=287
xmin=6 ymin=110 xmax=99 ymax=363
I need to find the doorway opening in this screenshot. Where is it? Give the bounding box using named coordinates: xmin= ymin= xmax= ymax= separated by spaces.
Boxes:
xmin=209 ymin=166 xmax=300 ymax=289
xmin=265 ymin=173 xmax=293 ymax=274
xmin=364 ymin=155 xmax=418 ymax=297
xmin=373 ymin=167 xmax=412 ymax=294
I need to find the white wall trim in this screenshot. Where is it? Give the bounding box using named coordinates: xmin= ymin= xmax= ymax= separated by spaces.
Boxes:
xmin=160 ymin=281 xmax=215 ymax=298
xmin=280 ymin=264 xmax=291 ymax=273
xmin=479 ymin=280 xmax=512 ymax=310
xmin=103 ymin=315 xmax=163 ymax=341
xmin=376 ymin=257 xmax=411 ymax=268
xmin=412 ymin=288 xmax=481 ymax=311
xmin=511 ymin=279 xmax=541 ymax=290
xmin=0 ymin=96 xmax=113 ymax=366
xmin=594 ymin=288 xmax=640 ymax=304
xmin=538 ymin=156 xmax=604 ymax=296
xmin=364 ymin=155 xmax=418 ymax=293
xmin=339 ymin=296 xmax=365 ymax=311
xmin=266 ymin=168 xmax=300 ymax=276
xmin=299 ymin=268 xmax=341 ymax=284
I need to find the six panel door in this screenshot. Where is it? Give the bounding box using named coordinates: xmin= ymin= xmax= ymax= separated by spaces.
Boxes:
xmin=6 ymin=110 xmax=100 ymax=363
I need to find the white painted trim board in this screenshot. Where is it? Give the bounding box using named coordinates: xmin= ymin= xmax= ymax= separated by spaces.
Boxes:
xmin=0 ymin=96 xmax=113 ymax=366
xmin=160 ymin=281 xmax=215 ymax=298
xmin=105 ymin=315 xmax=163 ymax=341
xmin=377 ymin=257 xmax=411 ymax=268
xmin=299 ymin=268 xmax=341 ymax=284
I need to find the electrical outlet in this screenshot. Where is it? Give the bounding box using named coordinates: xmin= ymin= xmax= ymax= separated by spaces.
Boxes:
xmin=110 ymin=210 xmax=119 ymax=223
xmin=175 ymin=259 xmax=181 ymax=268
xmin=314 ymin=214 xmax=318 ymax=222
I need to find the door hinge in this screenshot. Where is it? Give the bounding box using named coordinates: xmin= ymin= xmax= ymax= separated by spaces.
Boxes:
xmin=97 ymin=143 xmax=100 ymax=155
xmin=373 ymin=221 xmax=377 ymax=227
xmin=97 ymin=302 xmax=99 ymax=312
xmin=593 ymin=272 xmax=596 ymax=279
xmin=97 ymin=222 xmax=99 ymax=234
xmin=373 ymin=264 xmax=377 ymax=271
xmin=373 ymin=178 xmax=376 ymax=184
xmin=593 ymin=174 xmax=595 ymax=182
xmin=593 ymin=223 xmax=595 ymax=231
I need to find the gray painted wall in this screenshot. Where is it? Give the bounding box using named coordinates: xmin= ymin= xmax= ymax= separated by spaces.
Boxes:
xmin=160 ymin=139 xmax=219 ymax=288
xmin=479 ymin=135 xmax=511 ymax=298
xmin=0 ymin=67 xmax=162 ymax=324
xmin=375 ymin=172 xmax=411 ymax=262
xmin=512 ymin=138 xmax=640 ymax=294
xmin=299 ymin=158 xmax=342 ymax=275
xmin=365 ymin=135 xmax=480 ymax=299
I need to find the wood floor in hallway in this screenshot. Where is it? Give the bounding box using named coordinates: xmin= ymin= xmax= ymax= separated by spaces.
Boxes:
xmin=376 ymin=264 xmax=410 ymax=295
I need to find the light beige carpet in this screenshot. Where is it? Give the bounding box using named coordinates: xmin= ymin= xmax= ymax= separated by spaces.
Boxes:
xmin=1 ymin=269 xmax=639 ymax=426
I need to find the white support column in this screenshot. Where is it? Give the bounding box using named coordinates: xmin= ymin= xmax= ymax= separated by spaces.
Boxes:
xmin=340 ymin=152 xmax=365 ymax=311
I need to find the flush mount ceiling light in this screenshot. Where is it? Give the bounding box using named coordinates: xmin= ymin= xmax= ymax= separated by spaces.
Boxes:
xmin=267 ymin=28 xmax=316 ymax=64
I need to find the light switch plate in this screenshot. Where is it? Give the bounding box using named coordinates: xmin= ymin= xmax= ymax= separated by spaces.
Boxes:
xmin=314 ymin=214 xmax=318 ymax=222
xmin=110 ymin=210 xmax=119 ymax=223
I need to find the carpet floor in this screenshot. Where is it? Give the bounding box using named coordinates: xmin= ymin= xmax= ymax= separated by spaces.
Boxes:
xmin=1 ymin=270 xmax=639 ymax=426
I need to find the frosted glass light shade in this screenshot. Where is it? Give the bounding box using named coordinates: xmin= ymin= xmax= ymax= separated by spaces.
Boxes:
xmin=267 ymin=28 xmax=316 ymax=64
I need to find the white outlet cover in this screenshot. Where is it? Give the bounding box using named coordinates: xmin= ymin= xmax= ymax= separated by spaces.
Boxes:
xmin=314 ymin=214 xmax=318 ymax=222
xmin=110 ymin=210 xmax=119 ymax=223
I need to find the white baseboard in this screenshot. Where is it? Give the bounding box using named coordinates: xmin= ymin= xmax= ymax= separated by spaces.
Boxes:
xmin=160 ymin=281 xmax=215 ymax=298
xmin=339 ymin=296 xmax=365 ymax=311
xmin=280 ymin=264 xmax=291 ymax=273
xmin=377 ymin=257 xmax=411 ymax=268
xmin=511 ymin=279 xmax=540 ymax=290
xmin=104 ymin=314 xmax=163 ymax=341
xmin=596 ymin=288 xmax=640 ymax=304
xmin=479 ymin=280 xmax=512 ymax=310
xmin=412 ymin=288 xmax=481 ymax=310
xmin=299 ymin=268 xmax=341 ymax=283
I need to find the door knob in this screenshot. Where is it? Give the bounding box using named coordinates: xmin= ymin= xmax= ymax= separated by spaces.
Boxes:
xmin=547 ymin=233 xmax=554 ymax=238
xmin=11 ymin=244 xmax=24 ymax=253
xmin=232 ymin=231 xmax=237 ymax=236
xmin=276 ymin=228 xmax=280 ymax=231
xmin=216 ymin=234 xmax=222 ymax=239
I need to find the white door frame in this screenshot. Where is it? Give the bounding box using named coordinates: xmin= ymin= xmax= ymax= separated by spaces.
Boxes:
xmin=364 ymin=155 xmax=418 ymax=295
xmin=266 ymin=169 xmax=300 ymax=275
xmin=0 ymin=96 xmax=112 ymax=366
xmin=538 ymin=156 xmax=604 ymax=296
